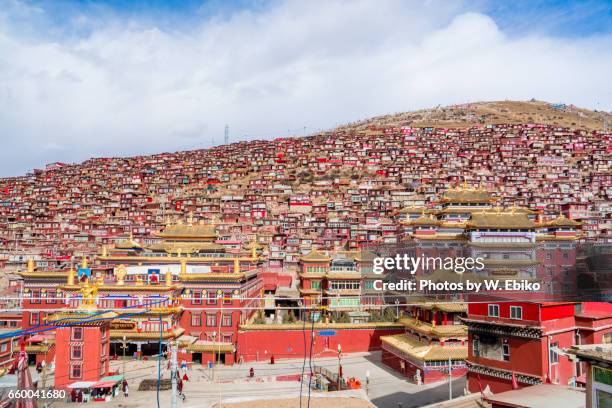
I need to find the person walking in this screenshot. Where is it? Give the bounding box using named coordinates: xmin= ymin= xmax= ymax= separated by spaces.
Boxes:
xmin=123 ymin=379 xmax=129 ymax=398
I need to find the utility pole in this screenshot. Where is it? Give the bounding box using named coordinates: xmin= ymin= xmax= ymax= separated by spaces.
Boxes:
xmin=121 ymin=335 xmax=128 ymax=377
xmin=170 ymin=341 xmax=178 ymax=408
xmin=448 ymin=357 xmax=452 ymax=400
xmin=224 ymin=125 xmax=229 ymax=145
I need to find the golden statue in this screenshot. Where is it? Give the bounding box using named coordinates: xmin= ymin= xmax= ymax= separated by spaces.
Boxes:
xmin=79 ymin=280 xmax=98 ymax=310
xmin=135 ymin=275 xmax=144 ymax=286
xmin=114 ymin=264 xmax=127 ymax=285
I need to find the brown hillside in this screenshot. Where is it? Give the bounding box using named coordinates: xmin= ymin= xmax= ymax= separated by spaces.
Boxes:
xmin=338 ymin=100 xmax=611 ymax=132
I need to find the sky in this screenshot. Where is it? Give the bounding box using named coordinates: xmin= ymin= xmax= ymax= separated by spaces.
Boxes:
xmin=0 ymin=0 xmax=611 ymax=177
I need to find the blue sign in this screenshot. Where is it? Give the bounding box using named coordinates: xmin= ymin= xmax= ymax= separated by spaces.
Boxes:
xmin=77 ymin=268 xmax=91 ymax=282
xmin=318 ymin=330 xmax=336 ymax=337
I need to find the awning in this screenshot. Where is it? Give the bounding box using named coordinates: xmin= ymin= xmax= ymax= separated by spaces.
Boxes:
xmin=68 ymin=381 xmax=96 ymax=389
xmin=91 ymin=375 xmax=123 ymax=389
xmin=91 ymin=381 xmax=118 ymax=389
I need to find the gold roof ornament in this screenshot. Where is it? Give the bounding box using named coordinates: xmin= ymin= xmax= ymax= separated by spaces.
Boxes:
xmin=180 ymin=258 xmax=187 ymax=276
xmin=135 ymin=275 xmax=144 ymax=286
xmin=27 ymin=259 xmax=35 ymax=273
xmin=187 ymin=211 xmax=194 ymax=226
xmin=234 ymin=258 xmax=240 ymax=274
xmin=81 ymin=256 xmax=88 ymax=269
xmin=67 ymin=265 xmax=75 ymax=286
xmin=101 ymin=245 xmax=108 ymax=257
xmin=165 ymin=269 xmax=172 ymax=287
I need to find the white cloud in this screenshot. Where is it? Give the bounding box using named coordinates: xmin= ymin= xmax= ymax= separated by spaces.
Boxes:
xmin=0 ymin=0 xmax=610 ymax=176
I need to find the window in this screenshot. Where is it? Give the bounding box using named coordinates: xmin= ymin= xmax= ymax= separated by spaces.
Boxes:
xmin=191 ymin=312 xmax=202 ymax=327
xmin=311 ymin=280 xmax=321 ymax=290
xmin=30 ymin=290 xmax=41 ymax=305
xmin=192 ymin=291 xmax=202 ymax=305
xmin=206 ymin=296 xmax=217 ymax=305
xmin=502 ymin=343 xmax=510 ymax=361
xmin=329 ymin=280 xmax=360 ymax=291
xmin=70 ymin=364 xmax=82 ymax=379
xmin=223 ymin=294 xmax=232 ymax=305
xmin=550 ymin=342 xmax=559 ymax=364
xmin=0 ymin=343 xmax=8 ymax=353
xmin=29 ymin=312 xmax=40 ymax=326
xmin=222 ymin=314 xmax=232 ymax=327
xmin=510 ymin=306 xmax=523 ymax=320
xmin=206 ymin=314 xmax=217 ymax=327
xmin=488 ymin=304 xmax=500 ymax=317
xmin=71 ymin=345 xmax=82 ymax=360
xmin=473 ymin=339 xmax=480 ymax=357
xmin=71 ymin=327 xmax=83 ymax=341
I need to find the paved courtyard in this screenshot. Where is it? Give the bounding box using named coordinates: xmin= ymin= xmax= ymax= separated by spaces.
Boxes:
xmin=51 ymin=351 xmax=466 ymax=408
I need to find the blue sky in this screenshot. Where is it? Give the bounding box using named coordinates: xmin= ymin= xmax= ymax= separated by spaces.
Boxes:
xmin=0 ymin=0 xmax=611 ymax=176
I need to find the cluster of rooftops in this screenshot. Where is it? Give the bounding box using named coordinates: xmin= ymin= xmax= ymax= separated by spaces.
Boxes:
xmin=0 ymin=122 xmax=608 ymax=269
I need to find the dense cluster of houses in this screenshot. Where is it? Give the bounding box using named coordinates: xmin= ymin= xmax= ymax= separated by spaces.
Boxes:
xmin=0 ymin=123 xmax=610 ymax=270
xmin=0 ymin=121 xmax=610 ymax=405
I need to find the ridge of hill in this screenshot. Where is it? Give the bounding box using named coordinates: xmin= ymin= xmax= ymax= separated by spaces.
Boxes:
xmin=336 ymin=100 xmax=611 ymax=132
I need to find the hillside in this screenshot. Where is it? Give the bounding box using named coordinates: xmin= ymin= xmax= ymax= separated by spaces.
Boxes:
xmin=0 ymin=100 xmax=609 ymax=264
xmin=339 ymin=100 xmax=611 ymax=132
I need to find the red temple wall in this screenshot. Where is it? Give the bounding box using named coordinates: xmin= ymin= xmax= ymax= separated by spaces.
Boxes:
xmin=236 ymin=327 xmax=403 ymax=362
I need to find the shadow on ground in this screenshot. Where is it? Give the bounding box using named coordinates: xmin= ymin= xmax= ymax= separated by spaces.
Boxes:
xmin=371 ymin=377 xmax=466 ymax=408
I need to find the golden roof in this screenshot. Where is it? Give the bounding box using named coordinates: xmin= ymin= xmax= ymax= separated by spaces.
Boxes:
xmin=46 ymin=311 xmax=118 ymax=325
xmin=156 ymin=222 xmax=218 ymax=239
xmin=381 ymin=334 xmax=467 ymax=361
xmin=300 ymin=249 xmax=332 ymax=263
xmin=546 ymin=214 xmax=581 ymax=227
xmin=114 ymin=234 xmax=142 ymax=249
xmin=147 ymin=242 xmax=225 ymax=253
xmin=179 ymin=273 xmax=246 ymax=281
xmin=467 ymin=211 xmax=535 ymax=229
xmin=399 ymin=206 xmax=432 ymax=214
xmin=183 ymin=342 xmax=234 ymax=353
xmin=399 ymin=317 xmax=468 ymax=338
xmin=352 ymin=250 xmax=378 ymax=263
xmin=419 ymin=303 xmax=467 ymax=313
xmin=442 ymin=187 xmax=493 ymax=203
xmin=409 ymin=214 xmax=442 ymax=226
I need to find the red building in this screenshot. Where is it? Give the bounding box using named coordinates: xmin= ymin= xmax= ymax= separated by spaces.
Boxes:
xmin=465 ymin=300 xmax=612 ymax=394
xmin=380 ymin=303 xmax=468 ymax=384
xmin=49 ymin=309 xmax=113 ymax=389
